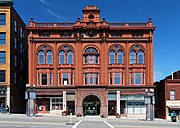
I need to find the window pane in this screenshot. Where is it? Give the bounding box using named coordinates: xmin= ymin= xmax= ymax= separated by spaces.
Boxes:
xmin=130 ymin=73 xmax=133 ymax=84
xmin=84 ymin=56 xmax=88 ymax=64
xmin=85 ymin=74 xmax=88 ymax=85
xmin=117 ymin=51 xmax=123 ymax=64
xmin=14 ymin=55 xmax=17 ymax=67
xmin=63 ymin=73 xmax=68 ymax=85
xmin=14 ymin=38 xmax=17 ymax=49
xmin=95 ymin=74 xmax=98 ymax=84
xmin=0 ymin=52 xmax=6 ymax=64
xmin=0 ymin=14 xmax=6 ymax=25
xmin=130 ymin=51 xmax=136 ymax=64
xmin=0 ymin=33 xmax=6 ymax=44
xmin=109 ymin=51 xmax=115 ymax=64
xmin=85 ymin=47 xmax=98 ymax=54
xmin=42 ymin=74 xmax=47 ymax=85
xmin=89 ymin=55 xmax=94 ymax=64
xmin=38 ymin=51 xmax=44 ymax=64
xmin=170 ymin=90 xmax=175 ymax=100
xmin=114 ymin=73 xmax=120 ymax=84
xmin=59 ymin=51 xmax=65 ymax=64
xmin=90 ymin=74 xmax=93 ymax=84
xmin=110 ymin=73 xmax=112 ymax=84
xmin=0 ymin=70 xmax=5 ymax=82
xmin=67 ymin=51 xmax=73 ymax=64
xmin=14 ymin=20 xmax=17 ymax=32
xmin=138 ymin=51 xmax=144 ymax=64
xmin=135 ymin=73 xmax=142 ymax=84
xmin=50 ymin=73 xmax=53 ymax=86
xmin=46 ymin=51 xmax=53 ymax=64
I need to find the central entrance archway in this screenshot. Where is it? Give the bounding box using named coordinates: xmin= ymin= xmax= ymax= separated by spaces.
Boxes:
xmin=82 ymin=95 xmax=101 ymax=116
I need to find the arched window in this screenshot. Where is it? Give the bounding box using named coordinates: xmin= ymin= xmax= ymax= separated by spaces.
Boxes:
xmin=109 ymin=51 xmax=115 ymax=64
xmin=117 ymin=51 xmax=123 ymax=64
xmin=130 ymin=51 xmax=136 ymax=64
xmin=84 ymin=47 xmax=98 ymax=64
xmin=67 ymin=51 xmax=73 ymax=64
xmin=46 ymin=51 xmax=53 ymax=64
xmin=38 ymin=51 xmax=45 ymax=64
xmin=59 ymin=51 xmax=65 ymax=64
xmin=138 ymin=51 xmax=144 ymax=64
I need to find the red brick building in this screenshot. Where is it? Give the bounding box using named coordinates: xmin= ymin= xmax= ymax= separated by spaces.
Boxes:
xmin=155 ymin=71 xmax=180 ymax=120
xmin=26 ymin=6 xmax=156 ymax=117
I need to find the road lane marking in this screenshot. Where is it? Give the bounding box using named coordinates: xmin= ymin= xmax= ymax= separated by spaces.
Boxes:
xmin=104 ymin=121 xmax=114 ymax=128
xmin=72 ymin=120 xmax=82 ymax=128
xmin=0 ymin=120 xmax=65 ymax=125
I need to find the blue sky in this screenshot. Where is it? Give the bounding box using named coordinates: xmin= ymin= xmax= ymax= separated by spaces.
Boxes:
xmin=13 ymin=0 xmax=180 ymax=82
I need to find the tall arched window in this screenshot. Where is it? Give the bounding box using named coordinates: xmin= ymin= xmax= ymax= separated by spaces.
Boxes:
xmin=38 ymin=51 xmax=45 ymax=64
xmin=138 ymin=51 xmax=144 ymax=64
xmin=117 ymin=51 xmax=123 ymax=64
xmin=109 ymin=51 xmax=115 ymax=64
xmin=59 ymin=51 xmax=65 ymax=64
xmin=84 ymin=47 xmax=98 ymax=64
xmin=46 ymin=51 xmax=53 ymax=64
xmin=67 ymin=51 xmax=73 ymax=64
xmin=130 ymin=51 xmax=136 ymax=64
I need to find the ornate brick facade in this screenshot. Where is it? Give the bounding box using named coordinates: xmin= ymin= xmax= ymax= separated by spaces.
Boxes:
xmin=27 ymin=6 xmax=155 ymax=117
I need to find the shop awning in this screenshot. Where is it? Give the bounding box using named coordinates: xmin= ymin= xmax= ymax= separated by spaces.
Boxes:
xmin=168 ymin=106 xmax=180 ymax=110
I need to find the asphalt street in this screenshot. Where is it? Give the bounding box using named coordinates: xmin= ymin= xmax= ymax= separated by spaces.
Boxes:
xmin=0 ymin=114 xmax=179 ymax=128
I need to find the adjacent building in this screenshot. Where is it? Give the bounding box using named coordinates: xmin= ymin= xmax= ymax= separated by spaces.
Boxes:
xmin=27 ymin=6 xmax=156 ymax=117
xmin=0 ymin=0 xmax=28 ymax=113
xmin=155 ymin=70 xmax=180 ymax=120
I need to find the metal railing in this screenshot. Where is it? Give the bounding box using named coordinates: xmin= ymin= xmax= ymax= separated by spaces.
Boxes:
xmin=35 ymin=23 xmax=74 ymax=27
xmin=108 ymin=22 xmax=147 ymax=26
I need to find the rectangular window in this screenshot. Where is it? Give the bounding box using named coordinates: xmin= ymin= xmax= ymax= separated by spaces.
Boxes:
xmin=20 ymin=43 xmax=22 ymax=54
xmin=0 ymin=13 xmax=6 ymax=25
xmin=84 ymin=73 xmax=98 ymax=85
xmin=20 ymin=59 xmax=23 ymax=70
xmin=51 ymin=98 xmax=63 ymax=110
xmin=0 ymin=51 xmax=6 ymax=64
xmin=85 ymin=73 xmax=88 ymax=85
xmin=20 ymin=27 xmax=23 ymax=38
xmin=63 ymin=73 xmax=68 ymax=85
xmin=95 ymin=74 xmax=98 ymax=84
xmin=89 ymin=55 xmax=94 ymax=64
xmin=135 ymin=73 xmax=142 ymax=84
xmin=114 ymin=73 xmax=120 ymax=84
xmin=0 ymin=70 xmax=5 ymax=82
xmin=89 ymin=73 xmax=94 ymax=84
xmin=50 ymin=73 xmax=53 ymax=86
xmin=84 ymin=56 xmax=88 ymax=64
xmin=170 ymin=90 xmax=175 ymax=100
xmin=58 ymin=73 xmax=61 ymax=85
xmin=14 ymin=55 xmax=17 ymax=67
xmin=110 ymin=73 xmax=112 ymax=84
xmin=42 ymin=74 xmax=47 ymax=85
xmin=130 ymin=73 xmax=133 ymax=85
xmin=14 ymin=38 xmax=17 ymax=49
xmin=14 ymin=20 xmax=17 ymax=32
xmin=14 ymin=72 xmax=16 ymax=84
xmin=0 ymin=33 xmax=6 ymax=44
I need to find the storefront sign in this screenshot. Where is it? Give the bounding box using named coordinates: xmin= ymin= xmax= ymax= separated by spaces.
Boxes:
xmin=166 ymin=100 xmax=180 ymax=106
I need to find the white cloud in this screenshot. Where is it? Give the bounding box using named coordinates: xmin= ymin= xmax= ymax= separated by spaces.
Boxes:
xmin=42 ymin=6 xmax=63 ymax=20
xmin=38 ymin=0 xmax=48 ymax=5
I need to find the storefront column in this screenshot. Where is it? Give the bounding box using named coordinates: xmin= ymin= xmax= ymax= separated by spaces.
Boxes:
xmin=7 ymin=87 xmax=10 ymax=108
xmin=63 ymin=91 xmax=66 ymax=111
xmin=117 ymin=91 xmax=120 ymax=114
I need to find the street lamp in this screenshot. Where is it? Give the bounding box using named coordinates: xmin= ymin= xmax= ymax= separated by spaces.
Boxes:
xmin=144 ymin=88 xmax=155 ymax=121
xmin=25 ymin=84 xmax=36 ymax=117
